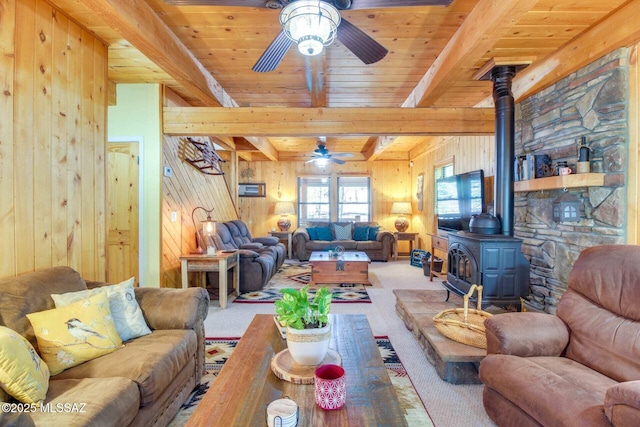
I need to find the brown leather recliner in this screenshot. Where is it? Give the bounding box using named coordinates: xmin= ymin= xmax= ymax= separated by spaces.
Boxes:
xmin=479 ymin=245 xmax=640 ymax=426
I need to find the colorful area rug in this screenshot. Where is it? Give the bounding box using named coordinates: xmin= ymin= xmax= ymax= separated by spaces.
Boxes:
xmin=234 ymin=262 xmax=371 ymax=304
xmin=168 ymin=337 xmax=433 ymax=426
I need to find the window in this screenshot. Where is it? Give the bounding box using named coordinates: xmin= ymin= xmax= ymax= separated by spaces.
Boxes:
xmin=337 ymin=176 xmax=370 ymax=222
xmin=298 ymin=177 xmax=330 ymax=225
xmin=297 ymin=175 xmax=371 ymax=225
xmin=434 ymin=160 xmax=454 ymax=214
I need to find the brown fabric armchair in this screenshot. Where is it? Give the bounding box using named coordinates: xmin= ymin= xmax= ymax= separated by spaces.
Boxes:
xmin=479 ymin=245 xmax=640 ymax=426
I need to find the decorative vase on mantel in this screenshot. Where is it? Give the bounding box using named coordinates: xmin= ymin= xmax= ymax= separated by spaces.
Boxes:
xmin=286 ymin=323 xmax=331 ymax=365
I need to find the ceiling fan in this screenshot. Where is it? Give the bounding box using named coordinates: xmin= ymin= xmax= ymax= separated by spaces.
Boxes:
xmin=163 ymin=0 xmax=453 ymax=72
xmin=306 ymin=138 xmax=354 ymax=165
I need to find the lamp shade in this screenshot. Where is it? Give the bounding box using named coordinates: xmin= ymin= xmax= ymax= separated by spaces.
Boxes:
xmin=390 ymin=202 xmax=413 ymax=215
xmin=274 ymin=201 xmax=296 ymax=216
xmin=191 ymin=206 xmax=216 ymax=253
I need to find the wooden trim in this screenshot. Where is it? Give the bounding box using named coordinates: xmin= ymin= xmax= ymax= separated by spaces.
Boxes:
xmin=434 ymin=156 xmax=455 ymax=171
xmin=628 ymin=44 xmax=639 ymax=244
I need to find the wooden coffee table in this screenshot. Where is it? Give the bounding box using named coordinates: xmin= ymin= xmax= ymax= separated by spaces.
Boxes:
xmin=309 ymin=251 xmax=372 ymax=285
xmin=186 ymin=314 xmax=407 ymax=426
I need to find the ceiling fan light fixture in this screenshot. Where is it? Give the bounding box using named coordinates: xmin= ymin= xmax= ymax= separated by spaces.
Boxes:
xmin=280 ymin=0 xmax=341 ymax=57
xmin=315 ymin=157 xmax=329 ymax=167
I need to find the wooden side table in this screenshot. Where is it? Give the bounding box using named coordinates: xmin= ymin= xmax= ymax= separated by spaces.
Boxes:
xmin=393 ymin=232 xmax=419 ymax=260
xmin=180 ymin=252 xmax=239 ymax=309
xmin=269 ymin=230 xmax=293 ymax=259
xmin=429 ymin=234 xmax=448 ymax=282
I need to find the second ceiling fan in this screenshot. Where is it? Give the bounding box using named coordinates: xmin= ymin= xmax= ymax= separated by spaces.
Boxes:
xmin=163 ymin=0 xmax=453 ymax=72
xmin=306 ymin=138 xmax=354 ymax=165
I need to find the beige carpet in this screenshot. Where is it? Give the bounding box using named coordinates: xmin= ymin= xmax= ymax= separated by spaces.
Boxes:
xmin=233 ymin=262 xmax=371 ymax=303
xmin=198 ymin=259 xmax=496 ymax=427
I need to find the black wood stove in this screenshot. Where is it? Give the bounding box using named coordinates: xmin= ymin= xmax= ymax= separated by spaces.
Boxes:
xmin=444 ymin=232 xmax=529 ymax=307
xmin=441 ymin=65 xmax=531 ymax=308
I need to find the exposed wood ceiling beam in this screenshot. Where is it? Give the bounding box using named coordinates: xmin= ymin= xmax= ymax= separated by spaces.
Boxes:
xmin=365 ymin=0 xmax=538 ymax=161
xmin=406 ymin=0 xmax=539 ymax=108
xmin=75 ymin=0 xmax=284 ymax=161
xmin=71 ymin=0 xmax=233 ymax=108
xmin=210 ymin=136 xmax=236 ymax=151
xmin=365 ymin=136 xmax=396 ymax=161
xmin=244 ymin=136 xmax=279 ymax=161
xmin=511 ymin=0 xmax=640 ymax=102
xmin=279 ymin=152 xmax=367 ymax=162
xmin=163 ymin=107 xmax=494 ymax=136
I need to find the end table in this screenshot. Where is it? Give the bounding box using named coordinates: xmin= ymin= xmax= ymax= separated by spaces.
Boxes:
xmin=180 ymin=252 xmax=239 ymax=309
xmin=269 ymin=230 xmax=293 ymax=259
xmin=393 ymin=232 xmax=419 ymax=260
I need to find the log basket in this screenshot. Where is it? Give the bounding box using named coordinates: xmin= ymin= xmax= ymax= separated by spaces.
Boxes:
xmin=433 ymin=284 xmax=493 ymax=349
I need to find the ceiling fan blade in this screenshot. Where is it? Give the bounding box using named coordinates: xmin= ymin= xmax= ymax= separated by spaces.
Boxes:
xmin=163 ymin=0 xmax=268 ymax=6
xmin=252 ymin=30 xmax=293 ymax=73
xmin=332 ymin=153 xmax=354 ymax=158
xmin=348 ymin=0 xmax=453 ymax=9
xmin=330 ymin=157 xmax=346 ymax=165
xmin=337 ymin=19 xmax=387 ymax=65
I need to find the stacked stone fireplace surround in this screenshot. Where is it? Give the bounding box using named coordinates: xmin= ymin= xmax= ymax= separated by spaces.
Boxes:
xmin=515 ymin=49 xmax=628 ymax=313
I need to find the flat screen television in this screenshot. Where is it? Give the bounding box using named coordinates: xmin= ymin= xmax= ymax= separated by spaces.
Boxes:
xmin=436 ymin=169 xmax=485 ymax=232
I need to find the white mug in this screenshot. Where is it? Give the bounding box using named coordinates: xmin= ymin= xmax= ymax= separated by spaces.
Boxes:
xmin=559 ymin=167 xmax=572 ymax=176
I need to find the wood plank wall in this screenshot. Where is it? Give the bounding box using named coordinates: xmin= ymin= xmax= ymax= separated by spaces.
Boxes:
xmin=411 ymin=136 xmax=496 ymax=249
xmin=161 ymin=135 xmax=237 ymax=288
xmin=236 ymin=160 xmax=413 ymax=251
xmin=0 ymin=0 xmax=108 ymax=280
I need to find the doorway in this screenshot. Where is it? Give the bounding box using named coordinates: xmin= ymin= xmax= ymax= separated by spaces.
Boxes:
xmin=107 ymin=140 xmax=141 ymax=284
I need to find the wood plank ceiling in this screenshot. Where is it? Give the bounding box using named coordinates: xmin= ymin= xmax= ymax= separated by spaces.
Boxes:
xmin=47 ymin=0 xmax=638 ymax=161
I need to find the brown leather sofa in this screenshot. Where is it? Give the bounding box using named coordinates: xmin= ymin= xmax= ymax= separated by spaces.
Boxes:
xmin=0 ymin=266 xmax=209 ymax=427
xmin=293 ymin=221 xmax=394 ymax=261
xmin=479 ymin=245 xmax=640 ymax=426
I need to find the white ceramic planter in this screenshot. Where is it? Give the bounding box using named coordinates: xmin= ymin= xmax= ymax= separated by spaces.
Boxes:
xmin=286 ymin=323 xmax=331 ymax=366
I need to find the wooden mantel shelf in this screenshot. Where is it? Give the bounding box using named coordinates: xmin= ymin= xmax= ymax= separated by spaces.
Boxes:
xmin=514 ymin=173 xmax=605 ymax=192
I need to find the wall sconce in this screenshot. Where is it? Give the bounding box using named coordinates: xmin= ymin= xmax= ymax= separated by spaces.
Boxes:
xmin=552 ymin=192 xmax=581 ymax=223
xmin=191 ymin=206 xmax=217 ymax=253
xmin=274 ymin=201 xmax=295 ymax=231
xmin=390 ymin=202 xmax=413 ymax=232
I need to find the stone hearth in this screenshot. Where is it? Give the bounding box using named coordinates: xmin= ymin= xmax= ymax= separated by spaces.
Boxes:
xmin=394 ymin=289 xmax=485 ymax=384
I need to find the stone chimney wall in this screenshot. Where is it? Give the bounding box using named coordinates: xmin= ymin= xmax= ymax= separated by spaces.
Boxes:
xmin=514 ymin=49 xmax=628 ymax=314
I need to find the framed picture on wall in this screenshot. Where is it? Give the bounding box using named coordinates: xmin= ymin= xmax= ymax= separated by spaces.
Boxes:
xmin=416 ymin=174 xmax=424 ymax=211
xmin=239 ymin=182 xmax=266 ymax=197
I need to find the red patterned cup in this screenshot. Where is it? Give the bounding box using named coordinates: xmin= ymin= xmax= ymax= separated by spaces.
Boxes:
xmin=314 ymin=364 xmax=346 ymax=410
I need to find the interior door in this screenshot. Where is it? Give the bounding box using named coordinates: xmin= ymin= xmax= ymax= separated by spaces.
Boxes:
xmin=107 ymin=142 xmax=139 ymax=284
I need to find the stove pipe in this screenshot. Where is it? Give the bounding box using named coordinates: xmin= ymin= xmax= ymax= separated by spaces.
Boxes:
xmin=490 ymin=66 xmax=516 ymax=237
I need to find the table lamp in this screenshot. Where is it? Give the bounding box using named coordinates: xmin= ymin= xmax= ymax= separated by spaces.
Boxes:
xmin=191 ymin=206 xmax=217 ymax=253
xmin=390 ymin=202 xmax=412 ymax=232
xmin=274 ymin=201 xmax=295 ymax=231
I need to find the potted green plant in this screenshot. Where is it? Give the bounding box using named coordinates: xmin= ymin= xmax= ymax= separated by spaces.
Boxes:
xmin=275 ymin=286 xmax=332 ymax=365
